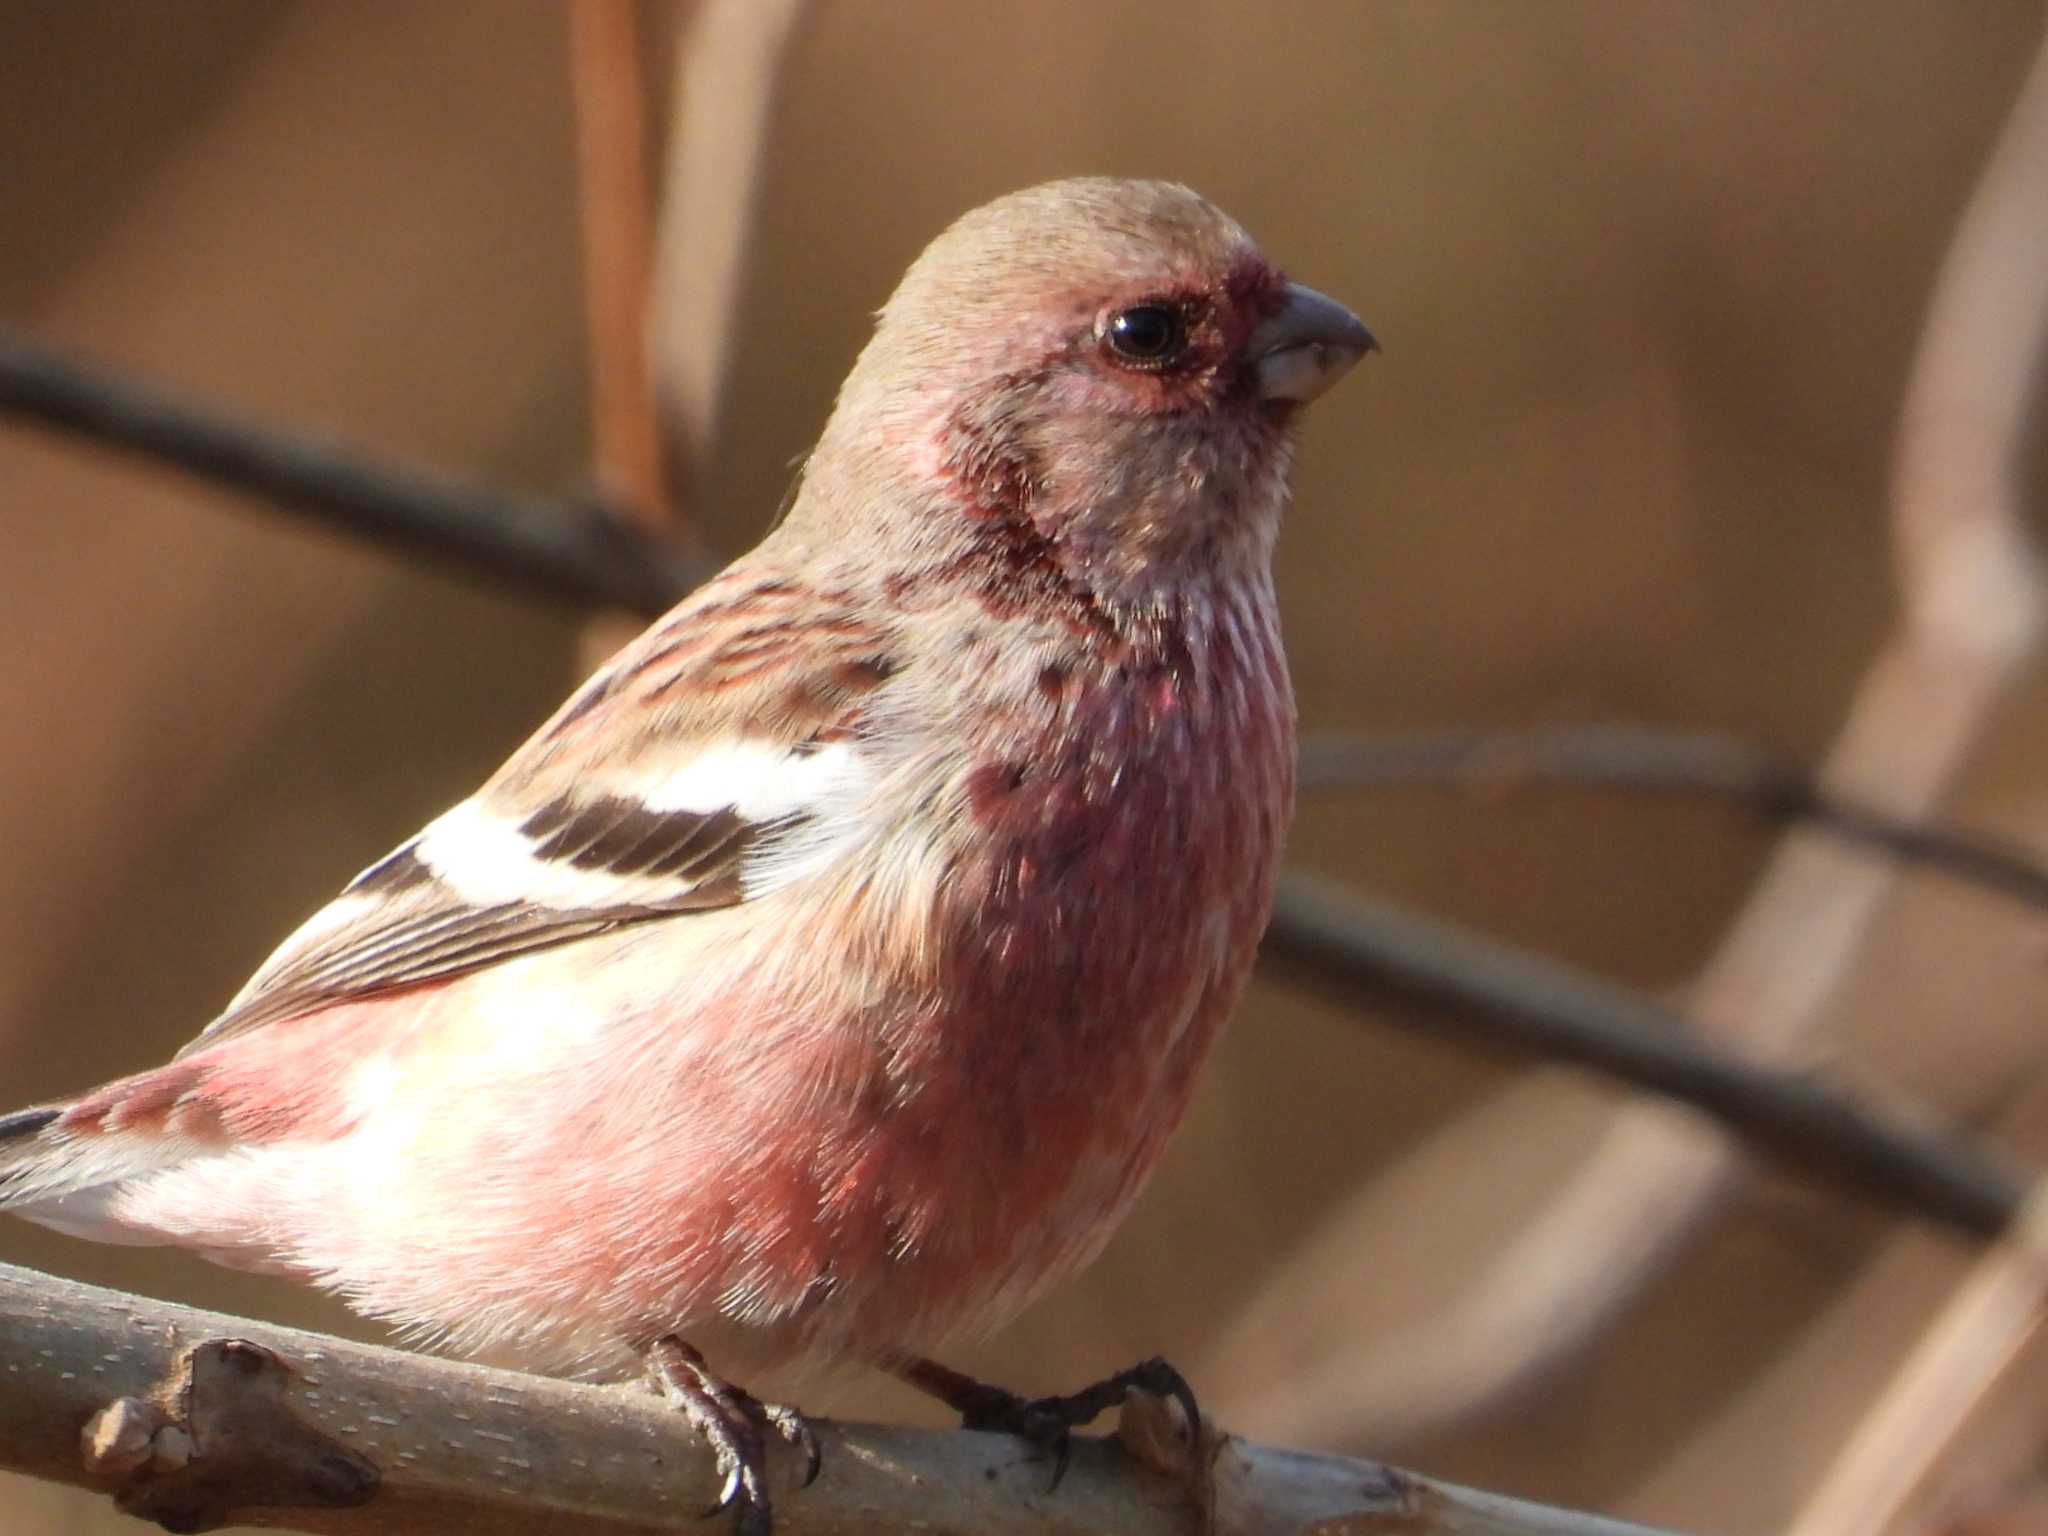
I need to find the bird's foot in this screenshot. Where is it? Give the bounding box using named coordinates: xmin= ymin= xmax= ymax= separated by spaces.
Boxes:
xmin=647 ymin=1337 xmax=820 ymax=1536
xmin=898 ymin=1354 xmax=1210 ymax=1509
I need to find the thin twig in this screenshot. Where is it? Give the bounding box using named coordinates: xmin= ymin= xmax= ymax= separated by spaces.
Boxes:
xmin=652 ymin=0 xmax=810 ymax=484
xmin=0 ymin=332 xmax=2027 ymax=1251
xmin=568 ymin=0 xmax=678 ymax=542
xmin=1784 ymin=1182 xmax=2048 ymax=1536
xmin=568 ymin=0 xmax=687 ymax=678
xmin=1264 ymin=871 xmax=2024 ymax=1239
xmin=1299 ymin=726 xmax=2048 ymax=912
xmin=0 ymin=331 xmax=710 ymax=614
xmin=1234 ymin=14 xmax=2048 ymax=1451
xmin=0 ymin=1261 xmax=1682 ymax=1536
xmin=1780 ymin=27 xmax=2048 ymax=1530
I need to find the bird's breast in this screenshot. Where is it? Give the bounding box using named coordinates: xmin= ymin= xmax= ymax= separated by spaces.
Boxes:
xmin=859 ymin=584 xmax=1294 ymax=1327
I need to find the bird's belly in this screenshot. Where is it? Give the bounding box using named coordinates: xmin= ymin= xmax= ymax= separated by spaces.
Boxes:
xmin=465 ymin=814 xmax=1262 ymax=1368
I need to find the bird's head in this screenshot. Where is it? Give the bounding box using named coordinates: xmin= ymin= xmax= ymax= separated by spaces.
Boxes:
xmin=797 ymin=179 xmax=1373 ymax=611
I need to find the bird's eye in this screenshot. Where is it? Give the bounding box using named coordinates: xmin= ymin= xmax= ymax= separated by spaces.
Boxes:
xmin=1104 ymin=304 xmax=1186 ymax=368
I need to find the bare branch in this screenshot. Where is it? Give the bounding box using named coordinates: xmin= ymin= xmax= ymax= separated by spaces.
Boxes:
xmin=652 ymin=0 xmax=811 ymax=481
xmin=0 ymin=1261 xmax=1680 ymax=1536
xmin=1263 ymin=871 xmax=2025 ymax=1239
xmin=1784 ymin=1183 xmax=2048 ymax=1536
xmin=568 ymin=0 xmax=678 ymax=541
xmin=1299 ymin=726 xmax=2048 ymax=912
xmin=1776 ymin=23 xmax=2048 ymax=1521
xmin=0 ymin=331 xmax=711 ymax=615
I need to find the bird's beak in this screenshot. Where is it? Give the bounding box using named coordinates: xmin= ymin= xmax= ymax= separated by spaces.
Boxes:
xmin=1248 ymin=282 xmax=1376 ymax=404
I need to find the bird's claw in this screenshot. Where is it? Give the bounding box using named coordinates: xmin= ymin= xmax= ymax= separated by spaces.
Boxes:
xmin=948 ymin=1355 xmax=1201 ymax=1492
xmin=956 ymin=1390 xmax=1075 ymax=1488
xmin=647 ymin=1337 xmax=816 ymax=1535
xmin=758 ymin=1401 xmax=823 ymax=1489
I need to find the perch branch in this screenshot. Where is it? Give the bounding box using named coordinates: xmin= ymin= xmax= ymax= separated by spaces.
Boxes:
xmin=0 ymin=332 xmax=2027 ymax=1244
xmin=1299 ymin=726 xmax=2048 ymax=912
xmin=0 ymin=1261 xmax=1679 ymax=1536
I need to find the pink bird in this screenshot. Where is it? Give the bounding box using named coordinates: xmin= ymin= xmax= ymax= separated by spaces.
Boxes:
xmin=0 ymin=178 xmax=1370 ymax=1532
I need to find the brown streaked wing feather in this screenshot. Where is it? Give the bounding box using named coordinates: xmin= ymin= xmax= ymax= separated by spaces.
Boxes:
xmin=520 ymin=798 xmax=761 ymax=883
xmin=182 ymin=820 xmax=759 ymax=1051
xmin=181 ymin=568 xmax=903 ymax=1056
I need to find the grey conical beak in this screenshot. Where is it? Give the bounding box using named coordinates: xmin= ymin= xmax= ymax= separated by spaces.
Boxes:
xmin=1248 ymin=282 xmax=1376 ymax=403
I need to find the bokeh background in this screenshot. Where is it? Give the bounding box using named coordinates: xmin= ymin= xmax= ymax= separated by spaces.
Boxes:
xmin=3 ymin=3 xmax=2046 ymax=1532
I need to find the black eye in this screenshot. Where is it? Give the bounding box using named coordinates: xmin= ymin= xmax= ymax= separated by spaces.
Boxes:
xmin=1104 ymin=304 xmax=1185 ymax=367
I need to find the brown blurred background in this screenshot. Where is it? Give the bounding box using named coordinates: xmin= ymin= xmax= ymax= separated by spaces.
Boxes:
xmin=2 ymin=3 xmax=2045 ymax=1532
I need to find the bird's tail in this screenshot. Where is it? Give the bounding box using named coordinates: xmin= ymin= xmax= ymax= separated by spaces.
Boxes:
xmin=0 ymin=1103 xmax=79 ymax=1216
xmin=0 ymin=1094 xmax=199 ymax=1244
xmin=0 ymin=1104 xmax=64 ymax=1189
xmin=0 ymin=1104 xmax=61 ymax=1144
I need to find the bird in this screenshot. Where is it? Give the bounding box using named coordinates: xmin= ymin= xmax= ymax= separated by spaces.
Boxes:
xmin=0 ymin=177 xmax=1370 ymax=1533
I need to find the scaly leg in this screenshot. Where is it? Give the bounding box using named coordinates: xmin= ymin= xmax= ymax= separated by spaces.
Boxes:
xmin=647 ymin=1337 xmax=820 ymax=1536
xmin=897 ymin=1353 xmax=1211 ymax=1516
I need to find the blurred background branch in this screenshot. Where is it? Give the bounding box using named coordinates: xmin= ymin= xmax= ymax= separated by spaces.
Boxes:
xmin=569 ymin=0 xmax=676 ymax=543
xmin=0 ymin=331 xmax=706 ymax=614
xmin=1299 ymin=727 xmax=2048 ymax=911
xmin=1264 ymin=874 xmax=2024 ymax=1238
xmin=652 ymin=0 xmax=810 ymax=488
xmin=1778 ymin=30 xmax=2048 ymax=1535
xmin=1786 ymin=1182 xmax=2048 ymax=1536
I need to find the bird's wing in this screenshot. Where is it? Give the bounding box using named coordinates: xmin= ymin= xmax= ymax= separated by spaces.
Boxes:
xmin=183 ymin=569 xmax=902 ymax=1051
